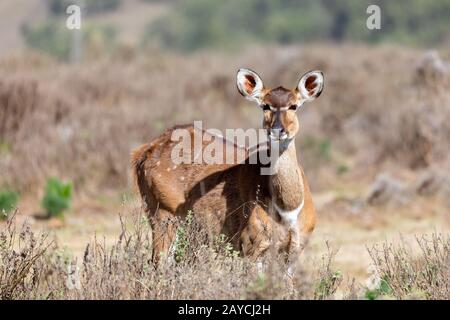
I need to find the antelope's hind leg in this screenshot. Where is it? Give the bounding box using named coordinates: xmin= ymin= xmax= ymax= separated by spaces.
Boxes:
xmin=150 ymin=208 xmax=178 ymax=265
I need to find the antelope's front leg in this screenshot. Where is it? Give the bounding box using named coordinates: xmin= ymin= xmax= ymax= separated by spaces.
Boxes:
xmin=281 ymin=227 xmax=312 ymax=277
xmin=240 ymin=204 xmax=272 ymax=261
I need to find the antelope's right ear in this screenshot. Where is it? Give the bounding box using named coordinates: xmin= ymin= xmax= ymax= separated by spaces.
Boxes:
xmin=236 ymin=68 xmax=264 ymax=103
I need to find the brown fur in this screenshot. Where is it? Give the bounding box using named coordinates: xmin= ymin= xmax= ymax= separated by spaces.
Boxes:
xmin=263 ymin=86 xmax=296 ymax=108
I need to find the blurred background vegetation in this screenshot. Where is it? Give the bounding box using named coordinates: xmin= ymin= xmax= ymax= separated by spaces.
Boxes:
xmin=146 ymin=0 xmax=450 ymax=51
xmin=4 ymin=0 xmax=449 ymax=60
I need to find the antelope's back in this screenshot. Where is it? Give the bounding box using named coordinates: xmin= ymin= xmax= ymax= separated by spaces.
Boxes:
xmin=131 ymin=125 xmax=248 ymax=216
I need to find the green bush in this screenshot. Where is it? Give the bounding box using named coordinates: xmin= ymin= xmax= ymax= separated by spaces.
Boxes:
xmin=303 ymin=136 xmax=333 ymax=162
xmin=173 ymin=210 xmax=194 ymax=263
xmin=141 ymin=0 xmax=178 ymax=2
xmin=365 ymin=276 xmax=393 ymax=300
xmin=48 ymin=0 xmax=121 ymax=15
xmin=22 ymin=20 xmax=117 ymax=61
xmin=0 ymin=140 xmax=12 ymax=155
xmin=145 ymin=0 xmax=450 ymax=51
xmin=22 ymin=21 xmax=71 ymax=60
xmin=41 ymin=178 xmax=72 ymax=218
xmin=314 ymin=270 xmax=342 ymax=299
xmin=0 ymin=190 xmax=19 ymax=220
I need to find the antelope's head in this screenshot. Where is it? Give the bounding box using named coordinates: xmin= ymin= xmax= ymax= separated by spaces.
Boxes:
xmin=236 ymin=68 xmax=324 ymax=144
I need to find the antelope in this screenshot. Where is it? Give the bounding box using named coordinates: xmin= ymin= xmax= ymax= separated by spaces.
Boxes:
xmin=131 ymin=68 xmax=323 ymax=270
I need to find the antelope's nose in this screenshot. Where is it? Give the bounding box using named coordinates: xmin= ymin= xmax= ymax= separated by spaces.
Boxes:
xmin=269 ymin=114 xmax=288 ymax=140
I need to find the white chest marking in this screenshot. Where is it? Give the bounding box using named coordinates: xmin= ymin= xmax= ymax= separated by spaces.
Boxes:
xmin=274 ymin=198 xmax=304 ymax=226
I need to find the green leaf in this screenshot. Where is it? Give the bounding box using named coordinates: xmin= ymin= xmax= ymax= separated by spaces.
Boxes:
xmin=41 ymin=177 xmax=72 ymax=218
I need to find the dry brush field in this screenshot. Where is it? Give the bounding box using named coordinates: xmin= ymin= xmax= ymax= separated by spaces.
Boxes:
xmin=0 ymin=44 xmax=449 ymax=299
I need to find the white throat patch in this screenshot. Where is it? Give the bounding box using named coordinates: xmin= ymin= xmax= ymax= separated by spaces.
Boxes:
xmin=274 ymin=198 xmax=304 ymax=226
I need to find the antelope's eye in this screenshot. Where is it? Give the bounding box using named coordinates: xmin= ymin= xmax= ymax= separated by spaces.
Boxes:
xmin=289 ymin=104 xmax=298 ymax=111
xmin=262 ymin=104 xmax=271 ymax=111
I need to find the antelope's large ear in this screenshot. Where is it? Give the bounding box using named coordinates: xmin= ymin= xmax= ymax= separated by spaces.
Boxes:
xmin=236 ymin=68 xmax=264 ymax=103
xmin=297 ymin=70 xmax=324 ymax=102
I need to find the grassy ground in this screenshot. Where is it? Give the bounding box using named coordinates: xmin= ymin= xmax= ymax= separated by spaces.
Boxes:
xmin=8 ymin=186 xmax=449 ymax=289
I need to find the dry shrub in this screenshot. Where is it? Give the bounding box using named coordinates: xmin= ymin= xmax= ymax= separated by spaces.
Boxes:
xmin=312 ymin=242 xmax=342 ymax=300
xmin=0 ymin=75 xmax=73 ymax=143
xmin=365 ymin=173 xmax=412 ymax=206
xmin=364 ymin=169 xmax=450 ymax=209
xmin=0 ymin=78 xmax=39 ymax=141
xmin=0 ymin=208 xmax=347 ymax=300
xmin=0 ymin=211 xmax=53 ymax=299
xmin=377 ymin=50 xmax=450 ymax=169
xmin=0 ymin=76 xmax=74 ymax=191
xmin=368 ymin=233 xmax=449 ymax=300
xmin=415 ymin=169 xmax=450 ymax=201
xmin=2 ymin=209 xmax=446 ymax=300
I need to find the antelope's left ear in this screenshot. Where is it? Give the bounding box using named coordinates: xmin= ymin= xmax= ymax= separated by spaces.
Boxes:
xmin=297 ymin=70 xmax=324 ymax=102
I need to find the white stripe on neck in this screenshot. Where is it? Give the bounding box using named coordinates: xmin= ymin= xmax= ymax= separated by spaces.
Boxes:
xmin=274 ymin=198 xmax=304 ymax=226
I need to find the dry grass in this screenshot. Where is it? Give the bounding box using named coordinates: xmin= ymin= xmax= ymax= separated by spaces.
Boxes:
xmin=0 ymin=211 xmax=52 ymax=299
xmin=368 ymin=234 xmax=449 ymax=300
xmin=0 ymin=209 xmax=347 ymax=300
xmin=1 ymin=209 xmax=447 ymax=300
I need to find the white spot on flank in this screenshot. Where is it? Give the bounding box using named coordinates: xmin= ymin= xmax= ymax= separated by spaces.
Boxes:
xmin=166 ymin=168 xmax=171 ymax=172
xmin=156 ymin=161 xmax=160 ymax=166
xmin=274 ymin=198 xmax=304 ymax=226
xmin=180 ymin=176 xmax=185 ymax=181
xmin=172 ymin=165 xmax=177 ymax=170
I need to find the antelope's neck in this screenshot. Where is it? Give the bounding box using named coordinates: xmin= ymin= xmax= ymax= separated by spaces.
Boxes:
xmin=269 ymin=141 xmax=304 ymax=212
